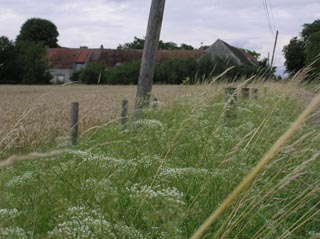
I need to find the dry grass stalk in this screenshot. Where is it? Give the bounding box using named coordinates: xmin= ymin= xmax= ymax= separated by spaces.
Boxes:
xmin=190 ymin=92 xmax=320 ymax=239
xmin=0 ymin=150 xmax=66 ymax=169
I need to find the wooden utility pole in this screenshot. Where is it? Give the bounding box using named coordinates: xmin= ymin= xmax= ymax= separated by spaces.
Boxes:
xmin=134 ymin=0 xmax=166 ymax=120
xmin=270 ymin=30 xmax=279 ymax=67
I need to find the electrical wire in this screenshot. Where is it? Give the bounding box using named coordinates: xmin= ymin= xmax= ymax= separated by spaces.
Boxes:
xmin=262 ymin=0 xmax=275 ymax=36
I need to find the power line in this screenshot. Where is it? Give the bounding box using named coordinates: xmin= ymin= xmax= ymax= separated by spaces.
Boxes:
xmin=261 ymin=0 xmax=275 ymax=36
xmin=267 ymin=0 xmax=276 ymax=31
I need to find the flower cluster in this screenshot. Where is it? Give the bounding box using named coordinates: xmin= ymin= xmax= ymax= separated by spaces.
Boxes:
xmin=48 ymin=206 xmax=115 ymax=239
xmin=0 ymin=208 xmax=20 ymax=219
xmin=159 ymin=167 xmax=210 ymax=178
xmin=6 ymin=172 xmax=35 ymax=187
xmin=133 ymin=119 xmax=164 ymax=129
xmin=127 ymin=184 xmax=185 ymax=206
xmin=0 ymin=227 xmax=27 ymax=239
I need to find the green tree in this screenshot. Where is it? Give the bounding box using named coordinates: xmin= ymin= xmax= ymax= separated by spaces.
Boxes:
xmin=79 ymin=63 xmax=106 ymax=84
xmin=242 ymin=49 xmax=261 ymax=59
xmin=305 ymin=31 xmax=320 ymax=64
xmin=180 ymin=43 xmax=194 ymax=50
xmin=283 ymin=19 xmax=320 ymax=75
xmin=16 ymin=18 xmax=59 ymax=48
xmin=301 ymin=19 xmax=320 ymax=42
xmin=17 ymin=41 xmax=52 ymax=84
xmin=0 ymin=36 xmax=22 ymax=84
xmin=118 ymin=37 xmax=195 ymax=50
xmin=283 ymin=37 xmax=306 ymax=74
xmin=117 ymin=37 xmax=144 ymax=50
xmin=106 ymin=61 xmax=141 ymax=84
xmin=159 ymin=41 xmax=179 ymax=50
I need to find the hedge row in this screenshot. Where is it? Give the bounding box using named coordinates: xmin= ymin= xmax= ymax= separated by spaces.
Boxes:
xmin=73 ymin=55 xmax=275 ymax=85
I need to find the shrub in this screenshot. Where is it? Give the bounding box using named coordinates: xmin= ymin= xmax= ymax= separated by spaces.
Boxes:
xmin=105 ymin=61 xmax=141 ymax=84
xmin=79 ymin=63 xmax=106 ymax=84
xmin=155 ymin=58 xmax=197 ymax=84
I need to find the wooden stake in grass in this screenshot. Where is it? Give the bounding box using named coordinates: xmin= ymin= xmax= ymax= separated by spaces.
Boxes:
xmin=70 ymin=102 xmax=79 ymax=146
xmin=224 ymin=87 xmax=237 ymax=103
xmin=152 ymin=98 xmax=158 ymax=108
xmin=134 ymin=0 xmax=166 ymax=120
xmin=241 ymin=87 xmax=250 ymax=99
xmin=120 ymin=99 xmax=129 ymax=131
xmin=190 ymin=93 xmax=320 ymax=239
xmin=224 ymin=87 xmax=237 ymax=120
xmin=251 ymin=88 xmax=259 ymax=100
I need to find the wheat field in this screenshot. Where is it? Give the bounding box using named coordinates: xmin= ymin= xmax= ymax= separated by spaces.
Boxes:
xmin=0 ymin=84 xmax=219 ymax=153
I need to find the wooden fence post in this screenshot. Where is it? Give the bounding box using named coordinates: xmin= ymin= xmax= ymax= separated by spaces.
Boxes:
xmin=241 ymin=87 xmax=250 ymax=99
xmin=224 ymin=87 xmax=237 ymax=103
xmin=70 ymin=102 xmax=79 ymax=146
xmin=224 ymin=87 xmax=237 ymax=120
xmin=251 ymin=88 xmax=258 ymax=100
xmin=152 ymin=98 xmax=158 ymax=108
xmin=120 ymin=99 xmax=129 ymax=131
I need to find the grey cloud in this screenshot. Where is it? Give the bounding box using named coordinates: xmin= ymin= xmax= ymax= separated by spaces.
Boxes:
xmin=0 ymin=0 xmax=319 ymax=73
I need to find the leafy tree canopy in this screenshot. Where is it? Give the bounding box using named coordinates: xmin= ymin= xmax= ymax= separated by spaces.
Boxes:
xmin=117 ymin=37 xmax=194 ymax=50
xmin=283 ymin=18 xmax=320 ymax=75
xmin=16 ymin=18 xmax=59 ymax=48
xmin=0 ymin=36 xmax=22 ymax=84
xmin=301 ymin=19 xmax=320 ymax=42
xmin=241 ymin=49 xmax=261 ymax=59
xmin=283 ymin=37 xmax=306 ymax=74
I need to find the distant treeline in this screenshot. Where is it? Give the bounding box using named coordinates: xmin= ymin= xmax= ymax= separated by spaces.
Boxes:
xmin=73 ymin=55 xmax=276 ymax=85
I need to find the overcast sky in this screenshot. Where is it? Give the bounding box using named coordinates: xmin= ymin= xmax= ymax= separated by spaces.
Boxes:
xmin=1 ymin=0 xmax=320 ymax=75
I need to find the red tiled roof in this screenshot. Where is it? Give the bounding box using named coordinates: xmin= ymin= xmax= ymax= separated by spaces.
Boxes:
xmin=47 ymin=48 xmax=93 ymax=69
xmin=76 ymin=48 xmax=91 ymax=63
xmin=47 ymin=48 xmax=204 ymax=69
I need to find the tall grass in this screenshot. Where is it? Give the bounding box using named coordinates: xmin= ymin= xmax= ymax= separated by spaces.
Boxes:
xmin=0 ymin=77 xmax=319 ymax=238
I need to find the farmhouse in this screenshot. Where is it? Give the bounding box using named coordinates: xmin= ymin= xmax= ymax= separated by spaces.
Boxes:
xmin=47 ymin=39 xmax=257 ymax=83
xmin=47 ymin=47 xmax=202 ymax=83
xmin=205 ymin=39 xmax=258 ymax=66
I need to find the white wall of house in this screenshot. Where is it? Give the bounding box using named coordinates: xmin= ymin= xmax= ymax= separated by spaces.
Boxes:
xmin=50 ymin=68 xmax=73 ymax=84
xmin=74 ymin=63 xmax=86 ymax=72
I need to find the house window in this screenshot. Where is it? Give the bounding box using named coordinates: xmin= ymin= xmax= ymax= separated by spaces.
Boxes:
xmin=57 ymin=74 xmax=65 ymax=83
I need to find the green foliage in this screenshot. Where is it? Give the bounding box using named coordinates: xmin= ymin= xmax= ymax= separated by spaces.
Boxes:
xmin=16 ymin=18 xmax=59 ymax=48
xmin=0 ymin=18 xmax=60 ymax=84
xmin=283 ymin=18 xmax=320 ymax=76
xmin=0 ymin=88 xmax=319 ymax=238
xmin=79 ymin=63 xmax=106 ymax=84
xmin=117 ymin=36 xmax=195 ymax=50
xmin=302 ymin=19 xmax=320 ymax=42
xmin=242 ymin=49 xmax=261 ymax=59
xmin=283 ymin=37 xmax=306 ymax=74
xmin=155 ymin=58 xmax=197 ymax=84
xmin=0 ymin=36 xmax=22 ymax=84
xmin=305 ymin=31 xmax=320 ymax=64
xmin=105 ymin=61 xmax=141 ymax=84
xmin=117 ymin=37 xmax=144 ymax=50
xmin=180 ymin=43 xmax=194 ymax=50
xmin=16 ymin=41 xmax=52 ymax=84
xmin=80 ymin=54 xmax=273 ymax=85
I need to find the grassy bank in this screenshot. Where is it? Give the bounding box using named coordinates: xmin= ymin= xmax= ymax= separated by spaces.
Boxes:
xmin=0 ymin=82 xmax=319 ymax=238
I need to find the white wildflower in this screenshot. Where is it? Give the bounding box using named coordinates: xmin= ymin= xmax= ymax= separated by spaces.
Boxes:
xmin=80 ymin=178 xmax=97 ymax=191
xmin=6 ymin=172 xmax=35 ymax=187
xmin=0 ymin=208 xmax=20 ymax=219
xmin=113 ymin=223 xmax=145 ymax=239
xmin=127 ymin=184 xmax=185 ymax=205
xmin=238 ymin=106 xmax=253 ymax=113
xmin=71 ymin=150 xmax=133 ymax=167
xmin=133 ymin=119 xmax=164 ymax=128
xmin=0 ymin=227 xmax=27 ymax=239
xmin=49 ymin=206 xmax=115 ymax=239
xmin=159 ymin=167 xmax=210 ymax=178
